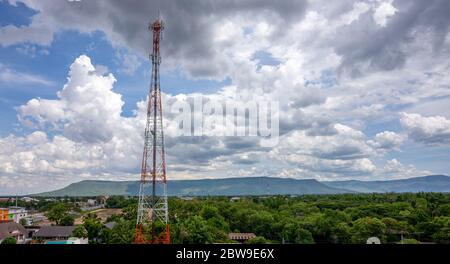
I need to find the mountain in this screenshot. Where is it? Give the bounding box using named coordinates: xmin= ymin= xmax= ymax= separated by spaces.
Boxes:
xmin=36 ymin=180 xmax=136 ymax=197
xmin=35 ymin=175 xmax=450 ymax=197
xmin=35 ymin=177 xmax=353 ymax=197
xmin=322 ymin=175 xmax=450 ymax=193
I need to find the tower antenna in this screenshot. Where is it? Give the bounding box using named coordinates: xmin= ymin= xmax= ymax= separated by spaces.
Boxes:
xmin=134 ymin=17 xmax=170 ymax=244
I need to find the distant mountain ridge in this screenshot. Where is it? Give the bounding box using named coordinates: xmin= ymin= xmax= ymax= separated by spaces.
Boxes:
xmin=34 ymin=175 xmax=450 ymax=197
xmin=35 ymin=177 xmax=352 ymax=197
xmin=323 ymin=175 xmax=450 ymax=193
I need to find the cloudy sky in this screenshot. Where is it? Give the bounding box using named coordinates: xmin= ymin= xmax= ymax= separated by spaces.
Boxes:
xmin=0 ymin=0 xmax=450 ymax=194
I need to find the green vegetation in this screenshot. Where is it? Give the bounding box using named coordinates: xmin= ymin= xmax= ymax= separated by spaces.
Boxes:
xmin=45 ymin=203 xmax=76 ymax=226
xmin=401 ymin=238 xmax=420 ymax=244
xmin=247 ymin=236 xmax=271 ymax=244
xmin=1 ymin=237 xmax=17 ymax=244
xmin=4 ymin=192 xmax=449 ymax=244
xmin=93 ymin=193 xmax=450 ymax=244
xmin=72 ymin=225 xmax=88 ymax=238
xmin=19 ymin=218 xmax=27 ymax=226
xmin=102 ymin=219 xmax=135 ymax=244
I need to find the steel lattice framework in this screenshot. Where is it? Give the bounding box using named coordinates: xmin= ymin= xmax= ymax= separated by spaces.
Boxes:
xmin=135 ymin=18 xmax=170 ymax=244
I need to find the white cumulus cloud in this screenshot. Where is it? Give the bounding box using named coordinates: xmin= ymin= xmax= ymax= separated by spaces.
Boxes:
xmin=400 ymin=112 xmax=450 ymax=145
xmin=373 ymin=1 xmax=398 ymax=27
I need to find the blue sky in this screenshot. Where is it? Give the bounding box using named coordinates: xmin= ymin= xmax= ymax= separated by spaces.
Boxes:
xmin=0 ymin=0 xmax=450 ymax=194
xmin=0 ymin=2 xmax=228 ymax=130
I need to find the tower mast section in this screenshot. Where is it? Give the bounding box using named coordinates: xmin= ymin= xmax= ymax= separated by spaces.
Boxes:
xmin=135 ymin=17 xmax=170 ymax=244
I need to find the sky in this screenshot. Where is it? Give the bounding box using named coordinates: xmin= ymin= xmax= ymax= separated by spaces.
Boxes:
xmin=0 ymin=0 xmax=450 ymax=195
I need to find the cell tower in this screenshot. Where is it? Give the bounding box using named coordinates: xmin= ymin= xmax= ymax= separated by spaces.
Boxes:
xmin=135 ymin=17 xmax=170 ymax=244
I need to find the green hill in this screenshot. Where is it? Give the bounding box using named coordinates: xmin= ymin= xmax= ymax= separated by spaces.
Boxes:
xmin=35 ymin=177 xmax=352 ymax=197
xmin=34 ymin=175 xmax=450 ymax=197
xmin=322 ymin=175 xmax=450 ymax=193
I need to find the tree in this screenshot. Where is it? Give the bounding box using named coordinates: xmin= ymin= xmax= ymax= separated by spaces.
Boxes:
xmin=330 ymin=222 xmax=351 ymax=244
xmin=106 ymin=196 xmax=131 ymax=208
xmin=382 ymin=217 xmax=412 ymax=242
xmin=19 ymin=218 xmax=27 ymax=226
xmin=83 ymin=217 xmax=104 ymax=243
xmin=199 ymin=205 xmax=230 ymax=242
xmin=351 ymin=217 xmax=387 ymax=243
xmin=60 ymin=215 xmax=75 ymax=226
xmin=123 ymin=204 xmax=137 ymax=221
xmin=298 ymin=213 xmax=332 ymax=242
xmin=1 ymin=237 xmax=17 ymax=244
xmin=200 ymin=205 xmax=220 ymax=219
xmin=432 ymin=227 xmax=450 ymax=243
xmin=415 ymin=221 xmax=438 ymax=241
xmin=401 ymin=238 xmax=419 ymax=244
xmin=46 ymin=203 xmax=69 ymax=225
xmin=205 ymin=217 xmax=229 ymax=242
xmin=282 ymin=222 xmax=314 ymax=244
xmin=246 ymin=236 xmax=271 ymax=244
xmin=291 ymin=202 xmax=320 ymax=217
xmin=435 ymin=204 xmax=450 ymax=217
xmin=72 ymin=225 xmax=88 ymax=238
xmin=105 ymin=220 xmax=135 ymax=244
xmin=247 ymin=211 xmax=275 ymax=239
xmin=177 ymin=216 xmax=212 ymax=244
xmin=431 ymin=217 xmax=450 ymax=243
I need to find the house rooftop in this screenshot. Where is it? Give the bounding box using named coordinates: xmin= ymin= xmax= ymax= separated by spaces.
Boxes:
xmin=34 ymin=226 xmax=76 ymax=238
xmin=104 ymin=221 xmax=116 ymax=229
xmin=8 ymin=206 xmax=26 ymax=210
xmin=228 ymin=233 xmax=256 ymax=240
xmin=0 ymin=222 xmax=26 ymax=240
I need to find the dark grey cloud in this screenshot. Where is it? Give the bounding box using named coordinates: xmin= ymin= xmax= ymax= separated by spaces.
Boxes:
xmin=279 ymin=109 xmax=337 ymax=136
xmin=313 ymin=144 xmax=369 ymax=160
xmin=3 ymin=0 xmax=450 ymax=79
xmin=334 ymin=0 xmax=450 ymax=76
xmin=3 ymin=0 xmax=308 ymax=79
xmin=166 ymin=136 xmax=226 ymax=165
xmin=223 ymin=137 xmax=259 ymax=150
xmin=166 ymin=135 xmax=261 ymax=166
xmin=288 ymin=86 xmax=326 ymax=108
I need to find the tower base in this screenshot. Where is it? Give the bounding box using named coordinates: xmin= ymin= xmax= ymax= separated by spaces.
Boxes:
xmin=134 ymin=224 xmax=170 ymax=244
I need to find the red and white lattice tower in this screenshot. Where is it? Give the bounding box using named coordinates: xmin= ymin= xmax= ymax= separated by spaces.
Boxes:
xmin=135 ymin=17 xmax=170 ymax=244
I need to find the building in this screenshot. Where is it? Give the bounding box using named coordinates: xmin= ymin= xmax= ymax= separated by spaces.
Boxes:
xmin=24 ymin=225 xmax=41 ymax=239
xmin=228 ymin=233 xmax=257 ymax=243
xmin=0 ymin=207 xmax=28 ymax=223
xmin=104 ymin=221 xmax=116 ymax=229
xmin=0 ymin=208 xmax=9 ymax=222
xmin=78 ymin=199 xmax=104 ymax=211
xmin=33 ymin=226 xmax=77 ymax=242
xmin=230 ymin=197 xmax=241 ymax=202
xmin=21 ymin=197 xmax=38 ymax=203
xmin=97 ymin=195 xmax=109 ymax=205
xmin=87 ymin=199 xmax=97 ymax=207
xmin=8 ymin=206 xmax=28 ymax=223
xmin=28 ymin=213 xmax=47 ymax=225
xmin=0 ymin=222 xmax=27 ymax=244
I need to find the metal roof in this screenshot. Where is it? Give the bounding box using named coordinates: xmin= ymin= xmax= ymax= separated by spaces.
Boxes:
xmin=104 ymin=221 xmax=116 ymax=229
xmin=0 ymin=222 xmax=27 ymax=239
xmin=228 ymin=233 xmax=256 ymax=240
xmin=34 ymin=226 xmax=76 ymax=238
